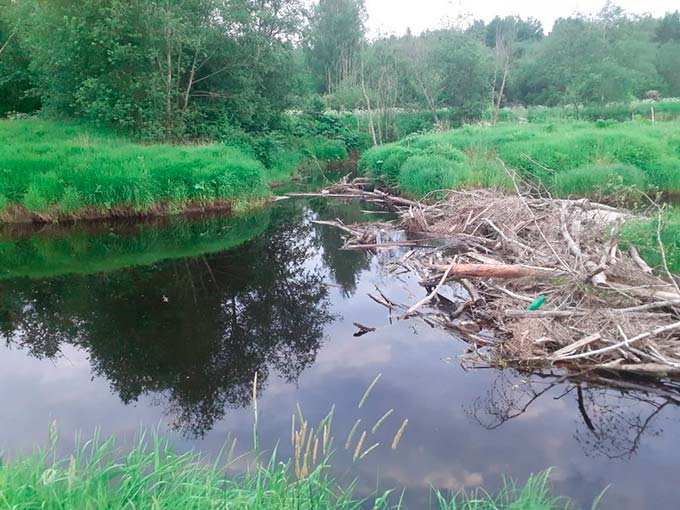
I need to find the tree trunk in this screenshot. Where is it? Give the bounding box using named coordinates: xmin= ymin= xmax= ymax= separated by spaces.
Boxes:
xmin=360 ymin=58 xmax=378 ymax=146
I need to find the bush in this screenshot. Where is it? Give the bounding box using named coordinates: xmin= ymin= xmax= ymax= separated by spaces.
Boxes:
xmin=359 ymin=144 xmax=415 ymax=185
xmin=359 ymin=120 xmax=680 ymax=200
xmin=307 ymin=137 xmax=348 ymax=161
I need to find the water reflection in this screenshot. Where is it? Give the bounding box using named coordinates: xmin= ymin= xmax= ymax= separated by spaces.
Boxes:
xmin=0 ymin=210 xmax=270 ymax=280
xmin=1 ymin=198 xmax=680 ymax=508
xmin=0 ymin=200 xmax=367 ymax=436
xmin=466 ymin=369 xmax=678 ymax=460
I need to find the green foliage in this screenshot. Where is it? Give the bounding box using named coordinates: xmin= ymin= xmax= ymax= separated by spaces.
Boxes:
xmin=418 ymin=30 xmax=493 ymax=118
xmin=307 ymin=137 xmax=349 ymax=161
xmin=512 ymin=11 xmax=666 ymax=106
xmin=434 ymin=470 xmax=571 ymax=510
xmin=290 ymin=110 xmax=369 ymax=153
xmin=0 ymin=120 xmax=269 ymax=220
xmin=11 ymin=0 xmax=305 ymax=138
xmin=655 ymin=11 xmax=680 ymax=43
xmin=304 ymin=0 xmax=366 ymax=94
xmin=0 ymin=430 xmax=363 ymax=510
xmin=0 ymin=1 xmax=40 ymax=115
xmin=657 ymin=44 xmax=680 ymax=97
xmin=358 ymin=144 xmax=414 ymax=185
xmin=621 ymin=207 xmax=680 ymax=273
xmin=0 ymin=427 xmax=577 ymax=510
xmin=552 ymin=163 xmax=648 ymax=197
xmin=398 ymin=155 xmax=465 ymax=197
xmin=360 ymin=120 xmax=680 ymax=199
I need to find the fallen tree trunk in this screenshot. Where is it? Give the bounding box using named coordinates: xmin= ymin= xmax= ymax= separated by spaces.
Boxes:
xmin=422 ymin=263 xmax=559 ymax=285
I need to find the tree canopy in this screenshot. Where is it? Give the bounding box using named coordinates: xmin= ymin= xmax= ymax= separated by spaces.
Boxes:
xmin=1 ymin=1 xmax=679 ymax=140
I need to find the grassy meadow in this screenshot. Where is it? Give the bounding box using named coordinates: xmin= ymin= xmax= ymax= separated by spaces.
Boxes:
xmin=0 ymin=118 xmax=361 ymax=223
xmin=0 ymin=428 xmax=574 ymax=510
xmin=0 ymin=120 xmax=272 ymax=222
xmin=359 ymin=120 xmax=680 ymax=199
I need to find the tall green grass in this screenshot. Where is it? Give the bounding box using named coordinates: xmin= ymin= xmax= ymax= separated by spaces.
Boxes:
xmin=621 ymin=207 xmax=680 ymax=273
xmin=434 ymin=470 xmax=575 ymax=510
xmin=0 ymin=427 xmax=577 ymax=509
xmin=0 ymin=120 xmax=271 ymax=222
xmin=359 ymin=121 xmax=680 ymax=199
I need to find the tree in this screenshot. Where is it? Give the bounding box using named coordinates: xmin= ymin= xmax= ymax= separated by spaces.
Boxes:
xmin=429 ymin=30 xmax=492 ymax=119
xmin=514 ymin=15 xmax=654 ymax=106
xmin=485 ymin=16 xmax=543 ymax=123
xmin=402 ymin=33 xmax=445 ymax=124
xmin=657 ymin=42 xmax=680 ymax=96
xmin=0 ymin=1 xmax=40 ymax=115
xmin=16 ymin=0 xmax=304 ymax=139
xmin=304 ymin=0 xmax=366 ymax=94
xmin=655 ymin=11 xmax=680 ymax=43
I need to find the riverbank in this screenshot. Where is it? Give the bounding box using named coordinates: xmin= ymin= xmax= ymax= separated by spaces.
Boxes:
xmin=0 ymin=428 xmax=573 ymax=509
xmin=0 ymin=119 xmax=356 ymax=224
xmin=359 ymin=120 xmax=680 ymax=200
xmin=0 ymin=119 xmax=271 ymax=223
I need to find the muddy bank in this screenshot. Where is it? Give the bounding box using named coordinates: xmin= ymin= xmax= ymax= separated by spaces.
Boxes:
xmin=0 ymin=198 xmax=271 ymax=225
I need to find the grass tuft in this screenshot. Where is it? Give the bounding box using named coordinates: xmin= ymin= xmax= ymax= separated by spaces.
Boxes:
xmin=621 ymin=207 xmax=680 ymax=274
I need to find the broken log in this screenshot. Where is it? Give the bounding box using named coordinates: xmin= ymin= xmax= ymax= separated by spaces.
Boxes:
xmin=422 ymin=263 xmax=559 ymax=285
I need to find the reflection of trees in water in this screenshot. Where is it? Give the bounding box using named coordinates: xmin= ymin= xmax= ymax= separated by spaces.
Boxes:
xmin=0 ymin=202 xmax=347 ymax=437
xmin=308 ymin=199 xmax=372 ymax=296
xmin=466 ymin=370 xmax=679 ymax=460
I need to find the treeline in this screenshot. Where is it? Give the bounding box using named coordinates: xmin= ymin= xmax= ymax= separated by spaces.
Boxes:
xmin=1 ymin=0 xmax=680 ymax=143
xmin=317 ymin=3 xmax=680 ymax=141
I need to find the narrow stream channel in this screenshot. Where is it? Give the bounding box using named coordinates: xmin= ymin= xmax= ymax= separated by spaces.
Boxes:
xmin=0 ymin=197 xmax=679 ymax=508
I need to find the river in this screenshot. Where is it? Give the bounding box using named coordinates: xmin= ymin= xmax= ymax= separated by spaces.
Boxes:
xmin=0 ymin=197 xmax=678 ymax=508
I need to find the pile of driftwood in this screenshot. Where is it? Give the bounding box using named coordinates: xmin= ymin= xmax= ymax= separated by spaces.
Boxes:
xmin=291 ymin=176 xmax=680 ymax=384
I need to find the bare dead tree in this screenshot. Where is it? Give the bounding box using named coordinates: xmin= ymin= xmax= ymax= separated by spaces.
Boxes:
xmin=0 ymin=28 xmax=16 ymax=60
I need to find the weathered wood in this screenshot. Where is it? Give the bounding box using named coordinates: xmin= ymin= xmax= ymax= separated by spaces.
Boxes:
xmin=423 ymin=263 xmax=558 ymax=285
xmin=629 ymin=246 xmax=654 ymax=275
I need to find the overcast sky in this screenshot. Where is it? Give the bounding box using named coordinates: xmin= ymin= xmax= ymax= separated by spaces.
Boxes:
xmin=364 ymin=0 xmax=678 ymax=36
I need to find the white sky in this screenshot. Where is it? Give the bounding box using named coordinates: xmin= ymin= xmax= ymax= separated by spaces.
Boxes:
xmin=364 ymin=0 xmax=679 ymax=36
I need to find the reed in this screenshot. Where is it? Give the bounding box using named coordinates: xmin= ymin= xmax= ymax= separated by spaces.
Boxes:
xmin=357 ymin=372 xmax=382 ymax=409
xmin=0 ymin=382 xmax=589 ymax=510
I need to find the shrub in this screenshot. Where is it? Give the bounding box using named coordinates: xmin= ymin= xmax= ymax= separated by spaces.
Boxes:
xmin=308 ymin=137 xmax=348 ymax=161
xmin=358 ymin=144 xmax=405 ymax=176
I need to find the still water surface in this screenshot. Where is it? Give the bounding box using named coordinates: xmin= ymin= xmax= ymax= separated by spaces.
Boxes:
xmin=0 ymin=198 xmax=679 ymax=508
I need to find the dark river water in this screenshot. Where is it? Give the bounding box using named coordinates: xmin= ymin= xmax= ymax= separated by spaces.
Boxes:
xmin=0 ymin=197 xmax=679 ymax=509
